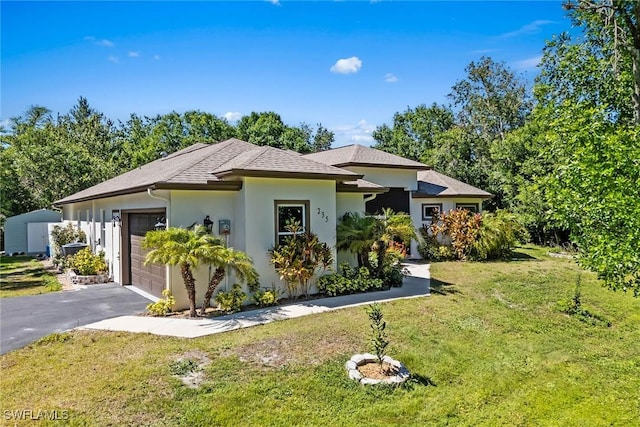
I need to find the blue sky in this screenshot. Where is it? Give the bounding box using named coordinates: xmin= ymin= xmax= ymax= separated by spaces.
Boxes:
xmin=2 ymin=1 xmax=572 ymax=146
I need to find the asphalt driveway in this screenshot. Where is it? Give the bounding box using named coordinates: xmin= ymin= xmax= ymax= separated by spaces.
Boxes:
xmin=0 ymin=284 xmax=151 ymax=354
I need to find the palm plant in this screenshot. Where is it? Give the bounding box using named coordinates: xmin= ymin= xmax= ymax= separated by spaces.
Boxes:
xmin=200 ymin=246 xmax=258 ymax=316
xmin=337 ymin=209 xmax=416 ymax=279
xmin=143 ymin=225 xmax=213 ymax=318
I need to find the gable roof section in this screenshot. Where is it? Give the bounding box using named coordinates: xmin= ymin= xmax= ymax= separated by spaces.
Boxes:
xmin=413 ymin=170 xmax=492 ymax=198
xmin=54 ymin=139 xmax=361 ymax=205
xmin=303 ymin=144 xmax=429 ymax=170
xmin=210 ymin=145 xmax=359 ymax=180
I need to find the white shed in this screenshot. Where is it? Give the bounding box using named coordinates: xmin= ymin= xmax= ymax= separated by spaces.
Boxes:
xmin=4 ymin=209 xmax=62 ymax=255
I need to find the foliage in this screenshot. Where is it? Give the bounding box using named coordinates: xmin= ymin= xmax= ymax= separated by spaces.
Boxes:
xmin=366 ymin=303 xmax=389 ymax=369
xmin=372 ymin=103 xmax=455 ymax=161
xmin=50 ymin=223 xmax=86 ymax=260
xmin=269 ymin=221 xmax=333 ymax=298
xmin=419 ymin=210 xmax=527 ymax=261
xmin=143 ymin=226 xmax=212 ymax=317
xmin=252 ymin=287 xmax=281 ymax=307
xmin=69 ymin=248 xmax=107 ymax=276
xmin=215 ymin=284 xmax=247 ymax=313
xmin=197 ymin=236 xmax=258 ymax=316
xmin=337 ymin=209 xmax=415 ymax=281
xmin=542 ymin=105 xmax=640 ymax=296
xmin=317 ymin=263 xmax=383 ymax=296
xmin=472 ymin=211 xmax=529 ymax=260
xmin=146 ymin=289 xmax=176 ymax=316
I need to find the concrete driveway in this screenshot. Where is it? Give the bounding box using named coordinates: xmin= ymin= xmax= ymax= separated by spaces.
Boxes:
xmin=0 ymin=284 xmax=150 ymax=355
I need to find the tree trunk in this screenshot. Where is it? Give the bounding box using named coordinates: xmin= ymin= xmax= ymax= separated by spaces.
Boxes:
xmin=180 ymin=262 xmax=197 ymax=317
xmin=200 ymin=267 xmax=225 ymax=316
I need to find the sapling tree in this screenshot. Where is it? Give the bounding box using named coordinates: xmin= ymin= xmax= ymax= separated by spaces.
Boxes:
xmin=366 ymin=303 xmax=389 ymax=372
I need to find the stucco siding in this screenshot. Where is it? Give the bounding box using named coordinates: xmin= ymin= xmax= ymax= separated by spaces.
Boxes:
xmin=242 ymin=177 xmax=338 ymax=295
xmin=345 ymin=166 xmax=418 ymax=191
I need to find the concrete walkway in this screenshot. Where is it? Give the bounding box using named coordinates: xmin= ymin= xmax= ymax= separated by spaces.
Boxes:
xmin=80 ymin=262 xmax=430 ymax=339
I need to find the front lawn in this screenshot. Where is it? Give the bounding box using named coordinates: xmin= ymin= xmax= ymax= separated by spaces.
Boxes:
xmin=1 ymin=245 xmax=638 ymax=426
xmin=0 ymin=256 xmax=61 ymax=298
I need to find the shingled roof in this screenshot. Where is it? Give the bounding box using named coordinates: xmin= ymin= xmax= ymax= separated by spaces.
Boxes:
xmin=412 ymin=170 xmax=492 ymax=198
xmin=55 ymin=139 xmax=360 ymax=205
xmin=303 ymin=144 xmax=429 ymax=170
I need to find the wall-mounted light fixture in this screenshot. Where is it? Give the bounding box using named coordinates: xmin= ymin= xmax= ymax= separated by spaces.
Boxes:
xmin=203 ymin=215 xmax=214 ymax=233
xmin=154 ymin=216 xmax=166 ymax=231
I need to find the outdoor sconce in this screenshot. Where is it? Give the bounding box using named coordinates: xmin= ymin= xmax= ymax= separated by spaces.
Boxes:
xmin=203 ymin=215 xmax=214 ymax=233
xmin=154 ymin=216 xmax=166 ymax=231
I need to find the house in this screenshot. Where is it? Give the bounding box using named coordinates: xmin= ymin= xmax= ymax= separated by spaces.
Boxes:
xmin=4 ymin=209 xmax=62 ymax=256
xmin=54 ymin=138 xmax=490 ymax=309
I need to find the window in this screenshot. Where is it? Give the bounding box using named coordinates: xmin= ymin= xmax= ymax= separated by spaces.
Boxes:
xmin=422 ymin=203 xmax=443 ymax=221
xmin=275 ymin=201 xmax=309 ymax=246
xmin=456 ymin=203 xmax=479 ymax=213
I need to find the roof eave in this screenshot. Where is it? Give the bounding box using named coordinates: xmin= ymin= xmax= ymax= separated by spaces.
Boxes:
xmin=54 ymin=181 xmax=244 ymax=206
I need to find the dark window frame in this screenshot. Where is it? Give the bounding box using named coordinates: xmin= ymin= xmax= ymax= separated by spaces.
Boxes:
xmin=421 ymin=203 xmax=443 ymax=221
xmin=455 ymin=203 xmax=479 ymax=213
xmin=274 ymin=200 xmax=310 ymax=246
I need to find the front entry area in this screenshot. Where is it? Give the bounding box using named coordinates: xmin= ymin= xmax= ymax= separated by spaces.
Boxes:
xmin=126 ymin=212 xmax=166 ymax=298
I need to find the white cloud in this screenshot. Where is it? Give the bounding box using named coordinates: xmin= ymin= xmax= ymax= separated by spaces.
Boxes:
xmin=128 ymin=51 xmax=140 ymax=58
xmin=513 ymin=55 xmax=542 ymax=71
xmin=153 ymin=54 xmax=161 ymax=60
xmin=330 ymin=56 xmax=362 ymax=74
xmin=223 ymin=112 xmax=242 ymax=122
xmin=384 ymin=73 xmax=398 ymax=83
xmin=108 ymin=55 xmax=119 ymax=63
xmin=332 ymin=119 xmax=376 ymax=145
xmin=500 ymin=20 xmax=554 ymax=38
xmin=96 ymin=39 xmax=115 ymax=47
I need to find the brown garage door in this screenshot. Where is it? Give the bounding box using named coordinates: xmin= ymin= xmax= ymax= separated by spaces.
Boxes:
xmin=129 ymin=213 xmax=166 ymax=298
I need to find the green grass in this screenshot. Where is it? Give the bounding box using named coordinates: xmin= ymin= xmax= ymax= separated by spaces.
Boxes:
xmin=0 ymin=256 xmax=62 ymax=298
xmin=1 ymin=245 xmax=638 ymax=426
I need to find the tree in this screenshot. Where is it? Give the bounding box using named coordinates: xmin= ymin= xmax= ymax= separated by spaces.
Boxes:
xmin=143 ymin=226 xmax=213 ymax=317
xmin=542 ymin=104 xmax=640 ymax=296
xmin=563 ymin=0 xmax=640 ymax=124
xmin=372 ymin=103 xmax=454 ymax=162
xmin=311 ymin=123 xmax=334 ymax=152
xmin=200 ymin=245 xmax=258 ymax=316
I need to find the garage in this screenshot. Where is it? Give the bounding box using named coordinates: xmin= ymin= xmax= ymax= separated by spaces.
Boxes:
xmin=127 ymin=213 xmax=166 ymax=298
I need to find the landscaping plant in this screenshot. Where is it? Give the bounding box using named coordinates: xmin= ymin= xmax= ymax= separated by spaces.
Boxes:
xmin=269 ymin=220 xmax=332 ymax=298
xmin=215 ymin=284 xmax=247 ymax=313
xmin=146 ymin=289 xmax=176 ymax=316
xmin=366 ymin=303 xmax=389 ymax=372
xmin=69 ymin=247 xmax=107 ymax=276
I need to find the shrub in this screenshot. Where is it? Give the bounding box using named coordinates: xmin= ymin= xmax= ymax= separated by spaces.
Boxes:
xmin=253 ymin=287 xmax=281 ymax=307
xmin=317 ymin=263 xmax=383 ymax=296
xmin=50 ymin=223 xmax=86 ymax=260
xmin=147 ymin=289 xmax=176 ymax=316
xmin=69 ymin=248 xmax=107 ymax=275
xmin=472 ymin=211 xmax=529 ymax=260
xmin=215 ymin=284 xmax=246 ymax=313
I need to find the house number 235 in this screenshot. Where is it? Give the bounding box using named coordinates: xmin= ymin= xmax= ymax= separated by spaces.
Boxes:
xmin=317 ymin=208 xmax=329 ymax=223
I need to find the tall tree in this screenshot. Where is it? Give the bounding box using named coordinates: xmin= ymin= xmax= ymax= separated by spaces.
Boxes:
xmin=563 ymin=0 xmax=640 ymax=124
xmin=372 ymin=103 xmax=454 ymax=162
